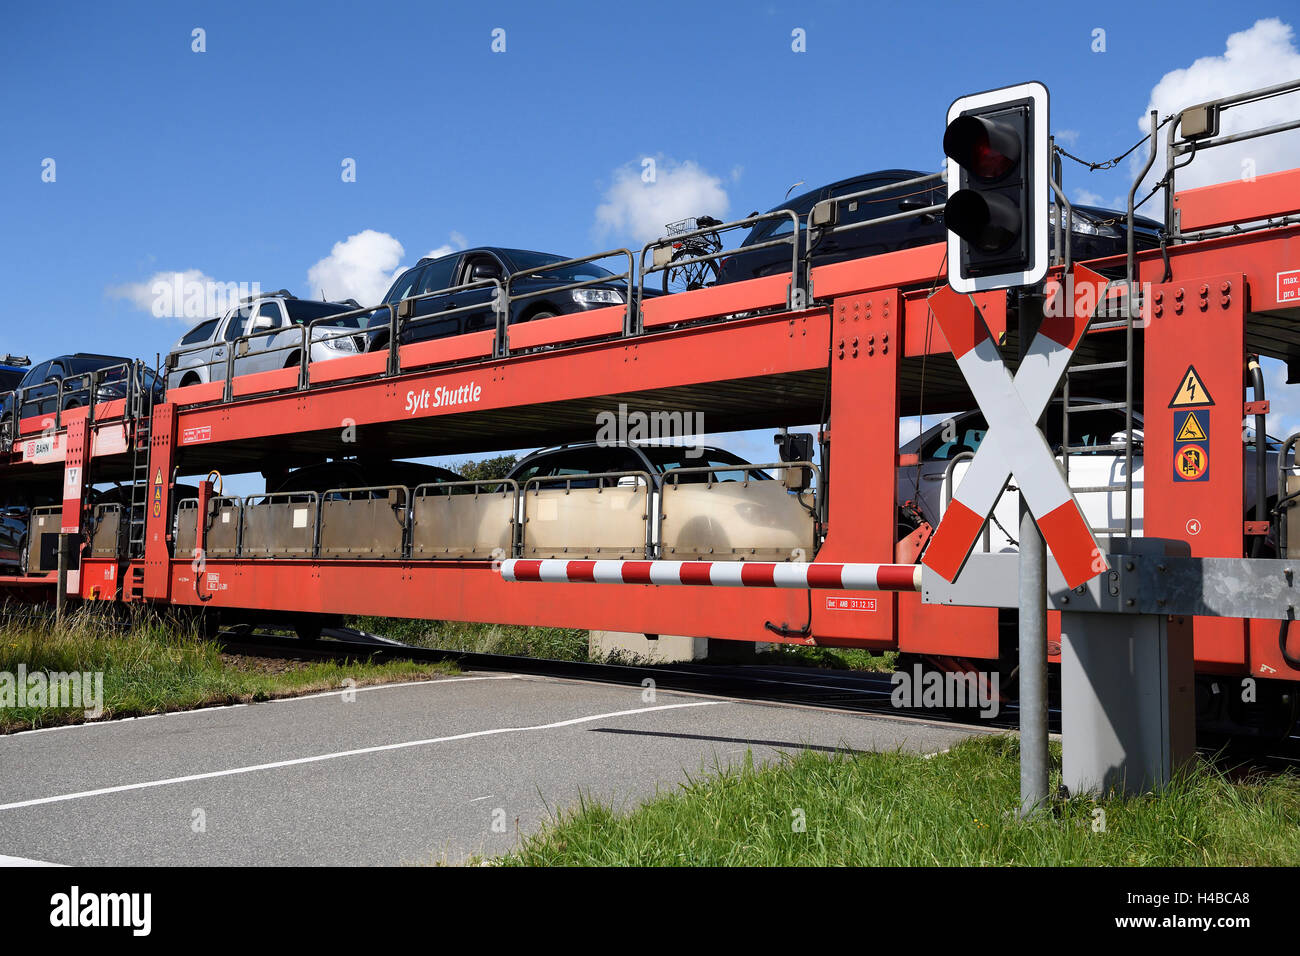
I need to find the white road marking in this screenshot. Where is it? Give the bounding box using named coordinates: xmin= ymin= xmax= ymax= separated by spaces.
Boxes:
xmin=0 ymin=853 xmax=64 ymax=866
xmin=0 ymin=701 xmax=724 ymax=812
xmin=1 ymin=675 xmax=519 ymax=741
xmin=268 ymin=674 xmax=519 ymax=702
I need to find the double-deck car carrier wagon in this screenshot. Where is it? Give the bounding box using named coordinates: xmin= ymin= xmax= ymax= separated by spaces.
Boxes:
xmin=3 ymin=79 xmax=1300 ymax=758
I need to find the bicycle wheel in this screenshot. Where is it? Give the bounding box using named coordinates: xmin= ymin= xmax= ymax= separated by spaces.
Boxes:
xmin=662 ymin=245 xmax=721 ymax=295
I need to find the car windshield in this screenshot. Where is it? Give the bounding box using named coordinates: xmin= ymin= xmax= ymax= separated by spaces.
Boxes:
xmin=506 ymin=251 xmax=615 ymax=282
xmin=639 ymin=446 xmax=772 ymax=480
xmin=180 ymin=318 xmax=219 ymax=345
xmin=285 ymin=301 xmax=358 ymax=327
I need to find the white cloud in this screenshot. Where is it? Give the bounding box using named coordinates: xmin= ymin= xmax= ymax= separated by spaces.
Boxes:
xmin=305 ymin=229 xmax=406 ymax=304
xmin=1137 ymin=18 xmax=1300 ymax=194
xmin=425 ymin=231 xmax=469 ymax=261
xmin=594 ymin=156 xmax=730 ymax=245
xmin=1054 ymin=129 xmax=1081 ymax=147
xmin=1072 ymin=188 xmax=1105 ymax=206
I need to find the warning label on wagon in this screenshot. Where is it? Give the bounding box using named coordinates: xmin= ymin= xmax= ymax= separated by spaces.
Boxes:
xmin=826 ymin=597 xmax=878 ymax=612
xmin=1279 ymin=269 xmax=1300 ymax=304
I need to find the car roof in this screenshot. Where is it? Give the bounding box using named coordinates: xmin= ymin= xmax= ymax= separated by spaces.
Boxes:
xmin=415 ymin=247 xmax=570 ymax=269
xmin=771 ymin=169 xmax=932 ymax=212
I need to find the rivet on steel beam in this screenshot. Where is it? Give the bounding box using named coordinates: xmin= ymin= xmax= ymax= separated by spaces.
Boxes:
xmin=1154 ymin=291 xmax=1164 ymax=304
xmin=1154 ymin=304 xmax=1164 ymax=317
xmin=1126 ymin=599 xmax=1135 ymax=607
xmin=1199 ymin=284 xmax=1209 ymax=297
xmin=1175 ymin=288 xmax=1184 ymax=301
xmin=1220 ymin=281 xmax=1231 ymax=294
xmin=1221 ymin=296 xmax=1231 ymax=309
xmin=1125 ymin=561 xmax=1135 ymax=571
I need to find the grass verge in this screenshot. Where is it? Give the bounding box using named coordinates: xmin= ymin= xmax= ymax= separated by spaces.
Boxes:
xmin=499 ymin=735 xmax=1300 ymax=866
xmin=0 ymin=605 xmax=459 ymax=733
xmin=350 ymin=616 xmax=591 ymax=661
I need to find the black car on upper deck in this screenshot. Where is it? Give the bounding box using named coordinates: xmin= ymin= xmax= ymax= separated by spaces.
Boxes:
xmin=364 ymin=247 xmax=650 ymax=352
xmin=715 ymin=168 xmax=1163 ymax=284
xmin=0 ymin=353 xmax=165 ymax=430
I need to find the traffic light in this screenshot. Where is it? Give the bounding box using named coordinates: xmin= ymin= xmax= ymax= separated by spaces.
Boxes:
xmin=943 ymin=82 xmax=1049 ymax=293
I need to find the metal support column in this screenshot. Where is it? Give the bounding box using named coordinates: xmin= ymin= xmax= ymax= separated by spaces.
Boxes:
xmin=1060 ymin=610 xmax=1195 ymax=796
xmin=1017 ymin=290 xmax=1050 ymax=817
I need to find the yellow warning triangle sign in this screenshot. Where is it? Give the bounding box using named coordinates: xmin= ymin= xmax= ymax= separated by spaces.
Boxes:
xmin=154 ymin=468 xmax=163 ymax=485
xmin=1176 ymin=411 xmax=1207 ymax=442
xmin=1169 ymin=365 xmax=1214 ymax=408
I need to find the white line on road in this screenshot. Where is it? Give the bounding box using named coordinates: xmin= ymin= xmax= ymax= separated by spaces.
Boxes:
xmin=268 ymin=674 xmax=520 ymax=703
xmin=0 ymin=853 xmax=64 ymax=866
xmin=0 ymin=701 xmax=724 ymax=813
xmin=1 ymin=675 xmax=520 ymax=741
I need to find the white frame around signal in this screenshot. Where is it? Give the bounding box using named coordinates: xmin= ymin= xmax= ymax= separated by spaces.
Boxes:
xmin=945 ymin=81 xmax=1050 ymax=294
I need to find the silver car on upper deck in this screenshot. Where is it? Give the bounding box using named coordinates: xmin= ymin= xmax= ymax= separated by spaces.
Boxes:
xmin=164 ymin=292 xmax=364 ymax=390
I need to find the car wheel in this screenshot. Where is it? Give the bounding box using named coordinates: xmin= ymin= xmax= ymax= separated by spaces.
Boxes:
xmin=180 ymin=374 xmax=201 ymax=388
xmin=18 ymin=536 xmax=28 ymax=576
xmin=284 ymin=353 xmax=301 ymax=370
xmin=526 ymin=311 xmax=557 ymax=321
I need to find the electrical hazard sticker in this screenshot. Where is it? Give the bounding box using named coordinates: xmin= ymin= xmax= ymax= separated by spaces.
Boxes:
xmin=1174 ymin=409 xmax=1207 ymax=443
xmin=1175 ymin=443 xmax=1209 ymax=481
xmin=1168 ymin=365 xmax=1214 ymax=408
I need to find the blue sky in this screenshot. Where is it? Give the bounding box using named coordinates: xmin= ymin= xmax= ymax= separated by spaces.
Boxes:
xmin=3 ymin=1 xmax=1298 ymax=477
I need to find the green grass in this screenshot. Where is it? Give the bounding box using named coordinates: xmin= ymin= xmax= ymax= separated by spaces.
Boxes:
xmin=350 ymin=616 xmax=592 ymax=662
xmin=755 ymin=644 xmax=898 ymax=672
xmin=0 ymin=605 xmax=459 ymax=733
xmin=499 ymin=735 xmax=1300 ymax=866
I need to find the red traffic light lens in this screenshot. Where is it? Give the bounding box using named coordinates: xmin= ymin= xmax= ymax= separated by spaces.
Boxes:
xmin=944 ymin=115 xmax=1021 ymax=181
xmin=944 ymin=190 xmax=1021 ymax=253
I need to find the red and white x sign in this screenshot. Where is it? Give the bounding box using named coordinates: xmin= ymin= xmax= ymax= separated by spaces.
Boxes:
xmin=922 ymin=264 xmax=1109 ymax=589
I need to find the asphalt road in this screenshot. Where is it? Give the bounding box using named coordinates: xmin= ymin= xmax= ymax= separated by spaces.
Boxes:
xmin=0 ymin=672 xmax=980 ymax=865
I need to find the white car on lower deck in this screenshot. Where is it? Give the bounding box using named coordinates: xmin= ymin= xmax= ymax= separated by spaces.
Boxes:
xmin=899 ymin=402 xmax=1278 ymax=554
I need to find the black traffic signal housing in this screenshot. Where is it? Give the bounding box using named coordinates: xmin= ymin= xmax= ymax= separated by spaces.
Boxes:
xmin=943 ymin=82 xmax=1049 ymax=293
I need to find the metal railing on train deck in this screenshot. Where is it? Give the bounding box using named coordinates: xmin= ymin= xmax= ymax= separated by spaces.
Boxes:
xmin=637 ymin=209 xmax=804 ymax=327
xmin=659 ymin=461 xmax=820 ymax=561
xmin=411 ymin=479 xmax=518 ymax=560
xmin=89 ymin=503 xmax=124 ymax=558
xmin=240 ymin=492 xmax=318 ymax=559
xmin=175 ymin=495 xmax=244 ymax=558
xmin=504 ymin=249 xmax=636 ymax=345
xmin=318 ymin=485 xmax=408 ymax=559
xmin=521 ymin=471 xmax=654 ymax=560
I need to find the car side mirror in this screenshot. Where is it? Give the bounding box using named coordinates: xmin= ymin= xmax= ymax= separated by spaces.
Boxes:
xmin=252 ymin=315 xmax=275 ymax=331
xmin=1110 ymin=429 xmax=1143 ymax=450
xmin=471 ymin=263 xmax=500 ymax=282
xmin=398 ymin=298 xmax=416 ymax=320
xmin=898 ymin=197 xmax=929 ymax=211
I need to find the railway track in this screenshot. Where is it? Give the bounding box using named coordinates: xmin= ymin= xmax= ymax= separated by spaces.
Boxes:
xmin=216 ymin=628 xmax=1027 ymax=733
xmin=217 ymin=629 xmax=1300 ymax=772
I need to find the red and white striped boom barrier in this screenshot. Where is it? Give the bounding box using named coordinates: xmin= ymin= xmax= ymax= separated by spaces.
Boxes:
xmin=499 ymin=559 xmax=922 ymax=591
